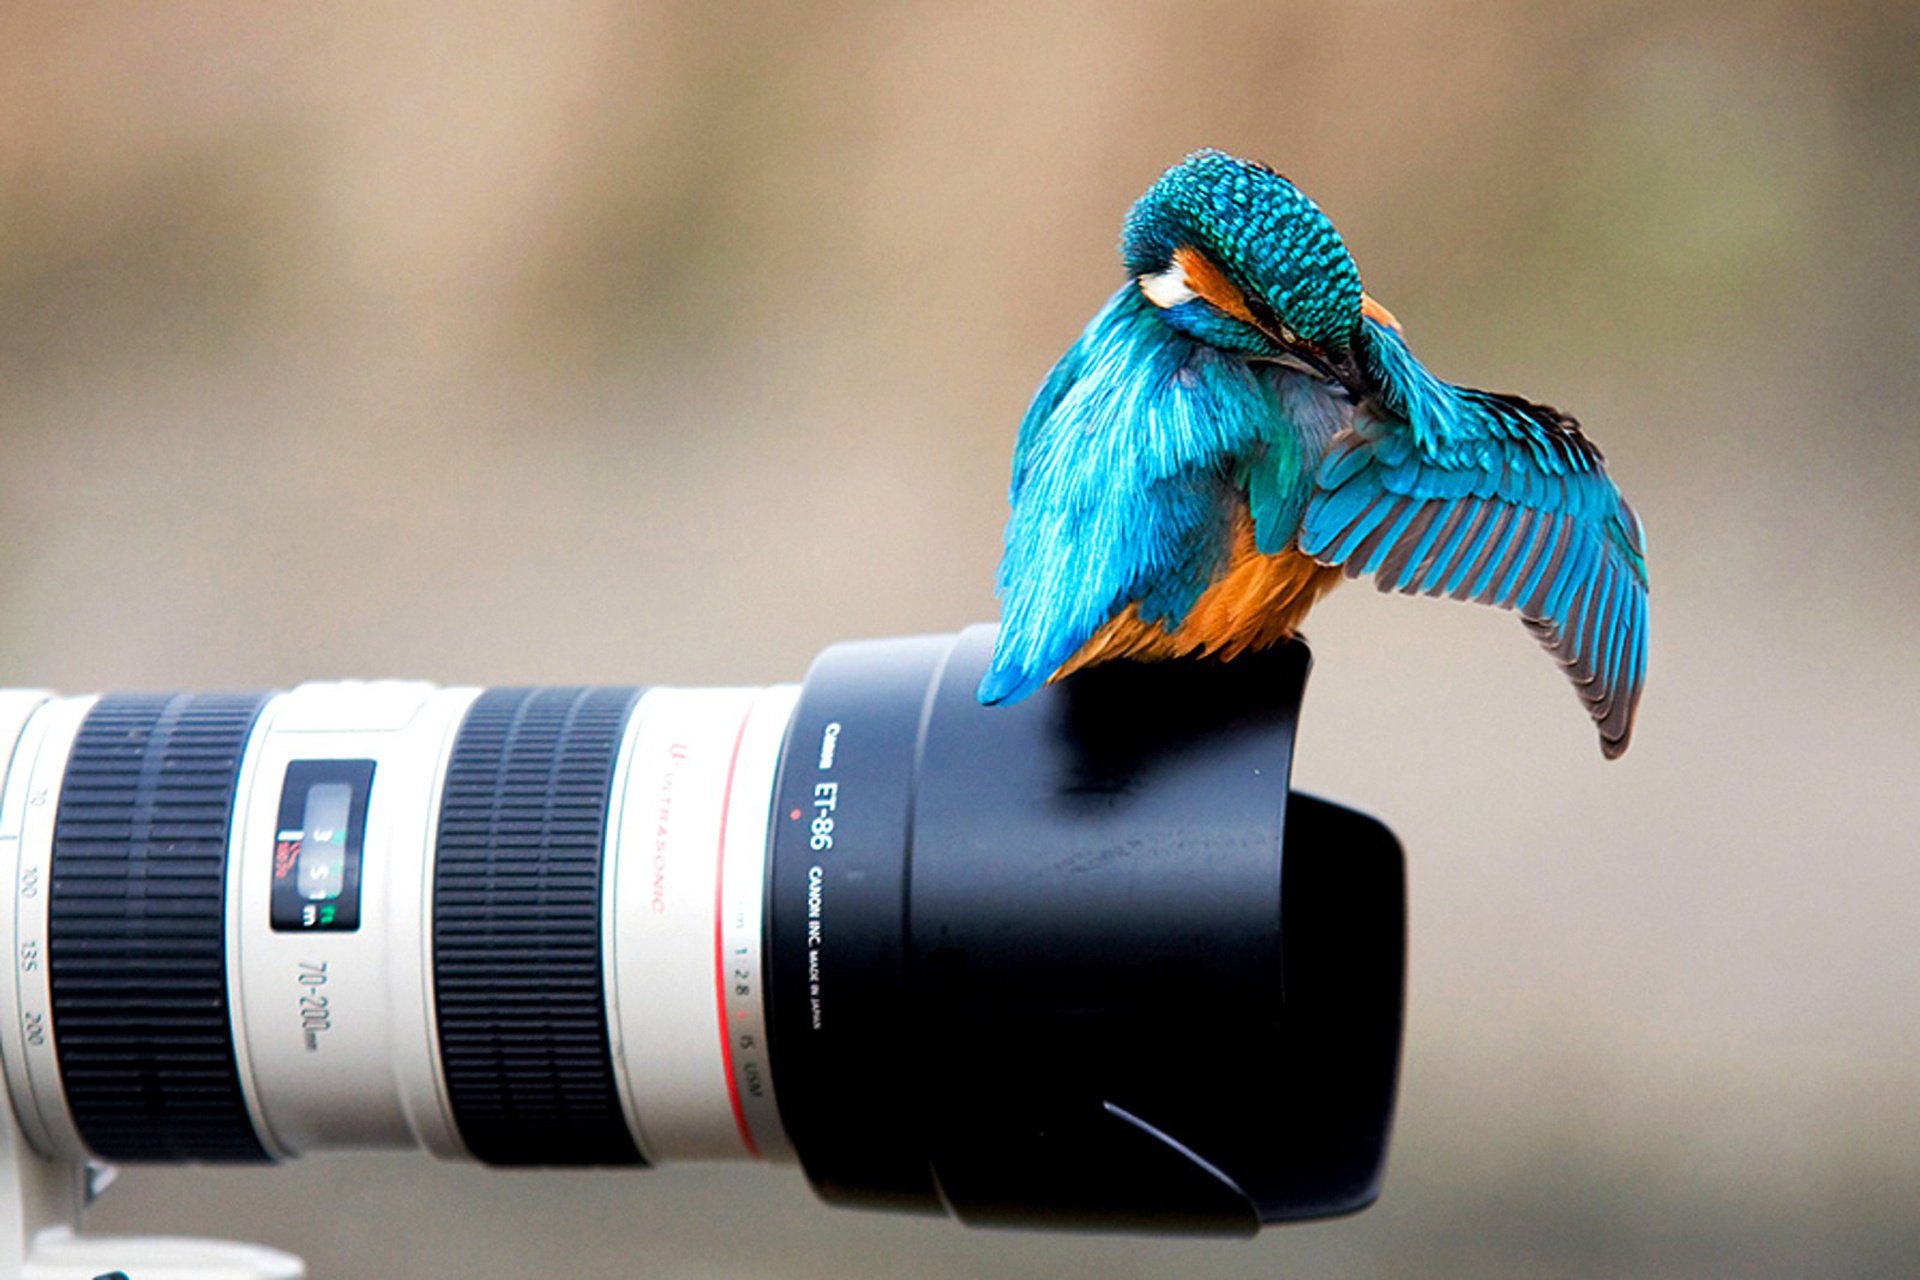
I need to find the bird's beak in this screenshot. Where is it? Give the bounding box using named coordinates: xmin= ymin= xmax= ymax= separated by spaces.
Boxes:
xmin=1287 ymin=342 xmax=1366 ymax=399
xmin=1327 ymin=349 xmax=1367 ymax=399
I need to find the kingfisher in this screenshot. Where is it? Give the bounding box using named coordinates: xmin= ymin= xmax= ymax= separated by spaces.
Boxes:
xmin=979 ymin=149 xmax=1647 ymax=757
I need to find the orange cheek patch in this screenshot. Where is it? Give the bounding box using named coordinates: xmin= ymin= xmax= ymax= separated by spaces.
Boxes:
xmin=1361 ymin=292 xmax=1403 ymax=333
xmin=1172 ymin=246 xmax=1258 ymax=326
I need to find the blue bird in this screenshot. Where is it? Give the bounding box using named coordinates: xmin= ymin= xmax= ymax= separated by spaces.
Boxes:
xmin=979 ymin=150 xmax=1647 ymax=757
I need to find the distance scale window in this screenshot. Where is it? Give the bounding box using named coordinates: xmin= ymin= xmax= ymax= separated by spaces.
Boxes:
xmin=271 ymin=759 xmax=375 ymax=932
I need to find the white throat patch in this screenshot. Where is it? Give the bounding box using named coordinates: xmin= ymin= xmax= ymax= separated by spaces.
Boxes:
xmin=1138 ymin=262 xmax=1198 ymax=309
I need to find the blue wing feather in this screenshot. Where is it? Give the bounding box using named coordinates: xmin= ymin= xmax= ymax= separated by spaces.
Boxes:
xmin=980 ymin=286 xmax=1283 ymax=704
xmin=1301 ymin=318 xmax=1649 ymax=756
xmin=1243 ymin=364 xmax=1350 ymax=554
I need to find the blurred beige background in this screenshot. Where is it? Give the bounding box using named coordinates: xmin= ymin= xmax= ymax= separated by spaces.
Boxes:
xmin=3 ymin=3 xmax=1917 ymax=1276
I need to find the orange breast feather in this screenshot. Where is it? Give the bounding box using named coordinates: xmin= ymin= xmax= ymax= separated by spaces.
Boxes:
xmin=1055 ymin=507 xmax=1340 ymax=680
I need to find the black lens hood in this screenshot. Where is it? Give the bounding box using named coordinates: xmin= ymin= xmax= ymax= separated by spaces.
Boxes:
xmin=766 ymin=625 xmax=1404 ymax=1234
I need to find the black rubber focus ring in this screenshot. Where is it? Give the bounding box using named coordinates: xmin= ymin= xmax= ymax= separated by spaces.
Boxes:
xmin=433 ymin=686 xmax=643 ymax=1166
xmin=49 ymin=692 xmax=272 ymax=1162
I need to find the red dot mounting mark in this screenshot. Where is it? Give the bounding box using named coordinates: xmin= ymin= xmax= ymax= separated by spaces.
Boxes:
xmin=789 ymin=808 xmax=802 ymax=820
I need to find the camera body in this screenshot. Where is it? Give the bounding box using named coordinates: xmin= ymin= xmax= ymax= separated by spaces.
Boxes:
xmin=0 ymin=627 xmax=1404 ymax=1277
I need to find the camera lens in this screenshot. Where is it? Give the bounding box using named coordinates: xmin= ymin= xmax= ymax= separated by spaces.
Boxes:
xmin=765 ymin=628 xmax=1404 ymax=1231
xmin=0 ymin=626 xmax=1403 ymax=1234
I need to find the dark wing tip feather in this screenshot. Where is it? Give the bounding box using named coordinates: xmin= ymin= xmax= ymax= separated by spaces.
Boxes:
xmin=1521 ymin=586 xmax=1645 ymax=760
xmin=1302 ymin=377 xmax=1648 ymax=759
xmin=1470 ymin=390 xmax=1607 ymax=470
xmin=1311 ymin=474 xmax=1648 ymax=757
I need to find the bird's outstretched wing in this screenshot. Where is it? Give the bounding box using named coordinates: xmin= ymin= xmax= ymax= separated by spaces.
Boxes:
xmin=980 ymin=285 xmax=1296 ymax=705
xmin=1299 ymin=319 xmax=1648 ymax=757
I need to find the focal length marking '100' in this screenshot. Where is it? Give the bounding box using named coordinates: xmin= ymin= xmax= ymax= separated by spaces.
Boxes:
xmin=0 ymin=679 xmax=796 ymax=1172
xmin=0 ymin=628 xmax=1406 ymax=1234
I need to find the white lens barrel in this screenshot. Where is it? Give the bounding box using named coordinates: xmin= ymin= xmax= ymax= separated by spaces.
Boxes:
xmin=0 ymin=690 xmax=73 ymax=1163
xmin=0 ymin=680 xmax=799 ymax=1170
xmin=606 ymin=686 xmax=797 ymax=1163
xmin=230 ymin=681 xmax=481 ymax=1160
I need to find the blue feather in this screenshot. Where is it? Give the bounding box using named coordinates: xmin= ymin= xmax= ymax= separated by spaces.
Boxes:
xmin=1542 ymin=534 xmax=1598 ymax=621
xmin=975 ymin=662 xmax=1045 ymax=707
xmin=1300 ymin=316 xmax=1649 ymax=755
xmin=1391 ymin=498 xmax=1456 ymax=591
xmin=1301 ymin=477 xmax=1379 ymax=551
xmin=1244 ymin=364 xmax=1349 ymax=555
xmin=1315 ymin=491 xmax=1397 ymax=563
xmin=1316 ymin=436 xmax=1375 ymax=490
xmin=1357 ymin=320 xmax=1459 ymax=453
xmin=1414 ymin=500 xmax=1478 ymax=594
xmin=1497 ymin=512 xmax=1553 ymax=602
xmin=981 ymin=286 xmax=1281 ymax=704
xmin=1514 ymin=515 xmax=1562 ymax=606
xmin=1599 ymin=586 xmax=1632 ymax=695
xmin=1358 ymin=501 xmax=1422 ymax=577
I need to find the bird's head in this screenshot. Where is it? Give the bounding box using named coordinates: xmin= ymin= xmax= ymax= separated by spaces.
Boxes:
xmin=1121 ymin=150 xmax=1382 ymax=392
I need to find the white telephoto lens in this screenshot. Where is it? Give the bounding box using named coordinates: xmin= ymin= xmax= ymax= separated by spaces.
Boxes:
xmin=0 ymin=628 xmax=1409 ymax=1235
xmin=0 ymin=681 xmax=800 ymax=1171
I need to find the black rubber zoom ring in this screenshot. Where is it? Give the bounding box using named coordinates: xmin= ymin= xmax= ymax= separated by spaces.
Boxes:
xmin=49 ymin=692 xmax=271 ymax=1162
xmin=433 ymin=686 xmax=643 ymax=1166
